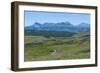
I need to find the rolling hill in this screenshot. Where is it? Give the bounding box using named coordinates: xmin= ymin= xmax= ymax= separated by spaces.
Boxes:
xmin=24 ymin=31 xmax=90 ymax=61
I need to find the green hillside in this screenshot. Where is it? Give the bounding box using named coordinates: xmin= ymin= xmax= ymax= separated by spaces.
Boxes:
xmin=24 ymin=32 xmax=90 ymax=61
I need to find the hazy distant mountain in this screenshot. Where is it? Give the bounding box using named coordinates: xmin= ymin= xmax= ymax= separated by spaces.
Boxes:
xmin=76 ymin=23 xmax=90 ymax=32
xmin=77 ymin=23 xmax=90 ymax=28
xmin=25 ymin=21 xmax=90 ymax=37
xmin=25 ymin=21 xmax=90 ymax=32
xmin=25 ymin=22 xmax=72 ymax=37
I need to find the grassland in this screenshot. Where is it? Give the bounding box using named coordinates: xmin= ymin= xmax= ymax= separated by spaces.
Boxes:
xmin=24 ymin=32 xmax=90 ymax=61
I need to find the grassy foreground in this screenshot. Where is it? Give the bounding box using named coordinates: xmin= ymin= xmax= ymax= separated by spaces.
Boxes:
xmin=24 ymin=32 xmax=90 ymax=61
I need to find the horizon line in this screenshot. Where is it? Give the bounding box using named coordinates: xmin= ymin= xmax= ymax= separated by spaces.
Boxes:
xmin=25 ymin=21 xmax=90 ymax=27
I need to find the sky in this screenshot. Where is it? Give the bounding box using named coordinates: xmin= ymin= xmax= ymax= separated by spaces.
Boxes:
xmin=24 ymin=11 xmax=90 ymax=26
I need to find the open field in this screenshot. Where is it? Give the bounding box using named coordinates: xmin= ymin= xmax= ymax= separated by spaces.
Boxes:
xmin=24 ymin=32 xmax=90 ymax=61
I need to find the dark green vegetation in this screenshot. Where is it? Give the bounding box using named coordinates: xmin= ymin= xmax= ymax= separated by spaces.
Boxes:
xmin=25 ymin=30 xmax=76 ymax=37
xmin=24 ymin=32 xmax=90 ymax=61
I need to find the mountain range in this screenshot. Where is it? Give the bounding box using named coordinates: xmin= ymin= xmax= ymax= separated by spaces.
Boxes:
xmin=25 ymin=21 xmax=90 ymax=32
xmin=25 ymin=21 xmax=90 ymax=37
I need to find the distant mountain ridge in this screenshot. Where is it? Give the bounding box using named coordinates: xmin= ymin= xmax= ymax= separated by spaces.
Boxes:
xmin=77 ymin=22 xmax=90 ymax=28
xmin=25 ymin=21 xmax=90 ymax=33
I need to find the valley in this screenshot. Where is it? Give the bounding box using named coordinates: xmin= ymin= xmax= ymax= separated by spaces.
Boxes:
xmin=24 ymin=31 xmax=90 ymax=61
